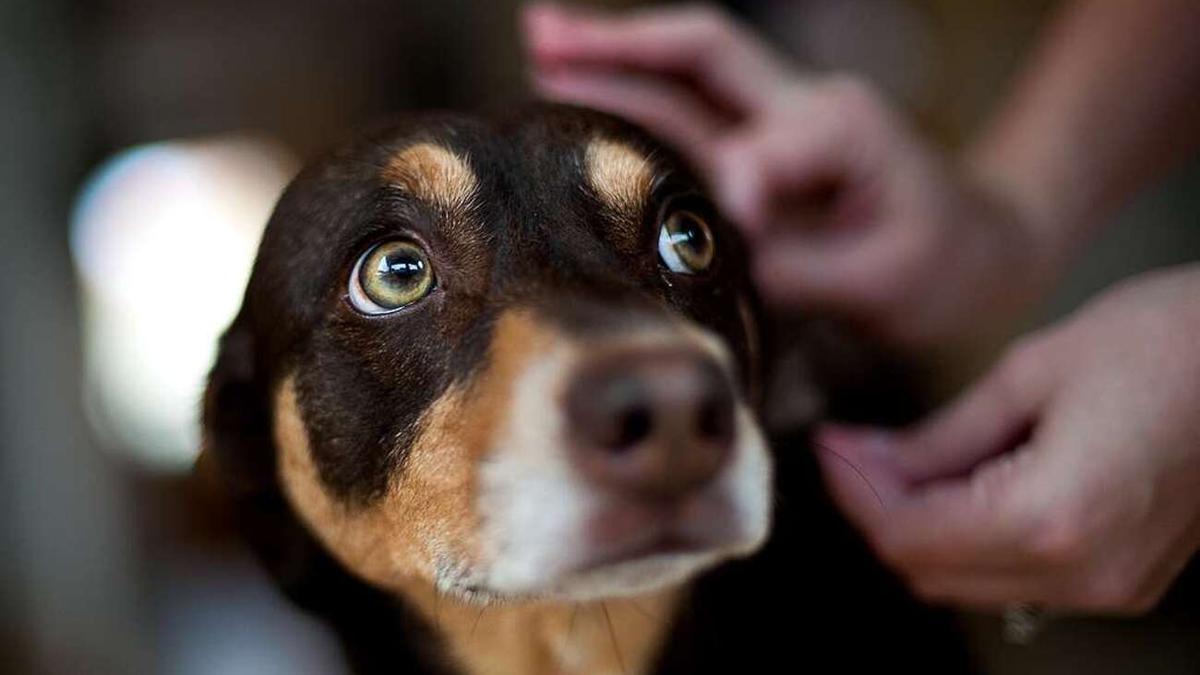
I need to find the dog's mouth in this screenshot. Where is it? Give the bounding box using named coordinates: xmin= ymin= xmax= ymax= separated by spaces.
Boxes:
xmin=573 ymin=490 xmax=745 ymax=573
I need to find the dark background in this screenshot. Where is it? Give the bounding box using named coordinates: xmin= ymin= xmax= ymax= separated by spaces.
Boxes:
xmin=1 ymin=0 xmax=1197 ymax=673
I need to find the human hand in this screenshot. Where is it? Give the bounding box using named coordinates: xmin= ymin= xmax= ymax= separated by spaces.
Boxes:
xmin=523 ymin=2 xmax=1058 ymax=347
xmin=816 ymin=264 xmax=1200 ymax=613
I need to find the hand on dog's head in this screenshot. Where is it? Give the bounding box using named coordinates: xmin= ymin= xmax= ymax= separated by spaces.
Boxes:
xmin=202 ymin=104 xmax=773 ymax=609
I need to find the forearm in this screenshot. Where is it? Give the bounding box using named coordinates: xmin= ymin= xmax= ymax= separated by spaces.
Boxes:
xmin=966 ymin=0 xmax=1200 ymax=265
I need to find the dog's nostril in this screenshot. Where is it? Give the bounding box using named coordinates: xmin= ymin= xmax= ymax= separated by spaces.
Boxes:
xmin=696 ymin=394 xmax=734 ymax=442
xmin=566 ymin=347 xmax=737 ymax=498
xmin=611 ymin=405 xmax=653 ymax=451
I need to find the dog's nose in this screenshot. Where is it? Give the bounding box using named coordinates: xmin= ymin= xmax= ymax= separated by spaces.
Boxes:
xmin=565 ymin=348 xmax=735 ymax=500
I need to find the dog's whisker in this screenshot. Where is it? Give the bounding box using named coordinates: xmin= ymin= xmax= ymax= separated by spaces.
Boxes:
xmin=603 ymin=602 xmax=626 ymax=675
xmin=568 ymin=603 xmax=581 ymax=640
xmin=470 ymin=606 xmax=487 ymax=638
xmin=626 ymin=599 xmax=657 ymax=624
xmin=814 ymin=441 xmax=889 ymax=517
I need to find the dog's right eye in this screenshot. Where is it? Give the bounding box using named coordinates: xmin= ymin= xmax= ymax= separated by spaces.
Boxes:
xmin=348 ymin=240 xmax=435 ymax=315
xmin=658 ymin=210 xmax=715 ymax=274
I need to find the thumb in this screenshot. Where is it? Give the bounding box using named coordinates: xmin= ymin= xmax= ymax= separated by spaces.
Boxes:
xmin=811 ymin=424 xmax=909 ymax=534
xmin=889 ymin=347 xmax=1051 ymax=484
xmin=812 ymin=347 xmax=1050 ymax=547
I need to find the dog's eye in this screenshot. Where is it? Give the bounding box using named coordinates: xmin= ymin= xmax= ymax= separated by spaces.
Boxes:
xmin=657 ymin=210 xmax=714 ymax=274
xmin=348 ymin=240 xmax=434 ymax=314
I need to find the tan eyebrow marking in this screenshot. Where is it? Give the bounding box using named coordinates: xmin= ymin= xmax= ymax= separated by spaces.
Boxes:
xmin=383 ymin=142 xmax=478 ymax=213
xmin=584 ymin=137 xmax=654 ymax=222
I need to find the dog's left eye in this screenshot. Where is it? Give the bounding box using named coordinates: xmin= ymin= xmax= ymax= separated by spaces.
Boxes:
xmin=657 ymin=210 xmax=715 ymax=274
xmin=348 ymin=240 xmax=435 ymax=314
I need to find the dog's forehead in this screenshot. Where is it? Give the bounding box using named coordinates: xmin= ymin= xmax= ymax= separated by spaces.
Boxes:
xmin=380 ymin=136 xmax=654 ymax=215
xmin=372 ymin=116 xmax=661 ymax=222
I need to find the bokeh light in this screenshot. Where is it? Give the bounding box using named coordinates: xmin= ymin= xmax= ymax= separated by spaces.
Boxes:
xmin=70 ymin=136 xmax=296 ymax=470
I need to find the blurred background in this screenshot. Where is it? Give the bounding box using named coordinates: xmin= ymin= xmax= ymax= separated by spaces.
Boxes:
xmin=1 ymin=0 xmax=1197 ymax=673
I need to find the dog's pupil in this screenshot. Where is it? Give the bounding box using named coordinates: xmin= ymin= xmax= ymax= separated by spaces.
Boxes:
xmin=670 ymin=215 xmax=709 ymax=261
xmin=377 ymin=253 xmax=423 ymax=285
xmin=674 ymin=226 xmax=700 ymax=253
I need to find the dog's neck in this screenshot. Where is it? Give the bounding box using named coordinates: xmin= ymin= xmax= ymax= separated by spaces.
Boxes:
xmin=397 ymin=577 xmax=683 ymax=675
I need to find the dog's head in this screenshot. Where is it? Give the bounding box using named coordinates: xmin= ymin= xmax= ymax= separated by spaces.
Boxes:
xmin=203 ymin=105 xmax=771 ymax=605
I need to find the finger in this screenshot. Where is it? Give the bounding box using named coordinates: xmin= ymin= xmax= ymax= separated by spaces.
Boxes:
xmin=879 ymin=447 xmax=1047 ymax=570
xmin=817 ymin=425 xmax=1045 ymax=569
xmin=812 ymin=425 xmax=909 ymax=532
xmin=889 ymin=345 xmax=1052 ymax=484
xmin=531 ymin=68 xmax=721 ymax=169
xmin=710 ymin=109 xmax=862 ymax=233
xmin=523 ymin=2 xmax=783 ymax=113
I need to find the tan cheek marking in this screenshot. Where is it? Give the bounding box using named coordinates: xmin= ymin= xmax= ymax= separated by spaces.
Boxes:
xmin=383 ymin=141 xmax=478 ymax=213
xmin=274 ymin=312 xmax=700 ymax=674
xmin=275 ymin=376 xmax=477 ymax=591
xmin=456 ymin=310 xmax=558 ymax=459
xmin=273 ymin=310 xmax=560 ymax=595
xmin=584 ymin=137 xmax=654 ymax=226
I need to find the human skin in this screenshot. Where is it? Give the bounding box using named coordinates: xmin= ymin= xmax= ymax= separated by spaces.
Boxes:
xmin=818 ymin=265 xmax=1200 ymax=613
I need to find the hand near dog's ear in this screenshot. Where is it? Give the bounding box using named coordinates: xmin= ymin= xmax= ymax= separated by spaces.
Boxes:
xmin=814 ymin=266 xmax=1200 ymax=615
xmin=523 ymin=2 xmax=1052 ymax=349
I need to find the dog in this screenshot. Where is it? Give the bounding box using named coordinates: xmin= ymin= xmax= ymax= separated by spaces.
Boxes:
xmin=201 ymin=103 xmax=971 ymax=674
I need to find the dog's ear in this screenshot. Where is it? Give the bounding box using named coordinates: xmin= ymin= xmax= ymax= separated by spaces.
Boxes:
xmin=201 ymin=322 xmax=273 ymax=494
xmin=199 ymin=321 xmax=332 ymax=602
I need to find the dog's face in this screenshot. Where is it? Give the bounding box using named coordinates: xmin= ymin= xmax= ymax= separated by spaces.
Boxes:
xmin=206 ymin=105 xmax=771 ymax=605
